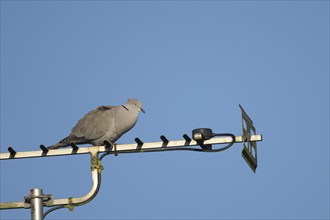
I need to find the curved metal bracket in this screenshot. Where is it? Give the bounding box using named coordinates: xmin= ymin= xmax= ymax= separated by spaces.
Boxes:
xmin=0 ymin=147 xmax=102 ymax=210
xmin=46 ymin=147 xmax=102 ymax=208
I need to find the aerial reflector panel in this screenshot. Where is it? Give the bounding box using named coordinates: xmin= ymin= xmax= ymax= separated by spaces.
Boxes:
xmin=239 ymin=105 xmax=258 ymax=172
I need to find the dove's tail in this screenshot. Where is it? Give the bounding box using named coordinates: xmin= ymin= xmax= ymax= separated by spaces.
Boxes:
xmin=47 ymin=142 xmax=68 ymax=150
xmin=47 ymin=134 xmax=86 ymax=150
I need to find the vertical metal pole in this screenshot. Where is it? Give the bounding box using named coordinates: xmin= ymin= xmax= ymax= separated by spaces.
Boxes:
xmin=29 ymin=189 xmax=44 ymax=220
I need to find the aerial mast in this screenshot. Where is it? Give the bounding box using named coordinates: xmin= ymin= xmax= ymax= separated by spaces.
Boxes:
xmin=0 ymin=105 xmax=262 ymax=220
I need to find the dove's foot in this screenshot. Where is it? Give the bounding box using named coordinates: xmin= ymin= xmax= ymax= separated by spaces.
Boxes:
xmin=103 ymin=140 xmax=118 ymax=156
xmin=103 ymin=140 xmax=113 ymax=149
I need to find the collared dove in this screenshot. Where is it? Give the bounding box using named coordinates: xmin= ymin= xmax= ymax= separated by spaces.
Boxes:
xmin=48 ymin=99 xmax=145 ymax=149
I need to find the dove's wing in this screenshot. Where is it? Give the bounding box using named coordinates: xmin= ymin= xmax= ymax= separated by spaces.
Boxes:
xmin=72 ymin=106 xmax=116 ymax=141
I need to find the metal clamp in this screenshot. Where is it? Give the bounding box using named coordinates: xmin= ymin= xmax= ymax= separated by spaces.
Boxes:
xmin=24 ymin=193 xmax=52 ymax=209
xmin=90 ymin=153 xmax=104 ymax=173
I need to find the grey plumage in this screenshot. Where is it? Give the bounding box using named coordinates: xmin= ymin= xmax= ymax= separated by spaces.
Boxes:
xmin=48 ymin=99 xmax=145 ymax=149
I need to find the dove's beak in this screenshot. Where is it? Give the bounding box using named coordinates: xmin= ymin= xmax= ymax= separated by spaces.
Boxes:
xmin=140 ymin=108 xmax=145 ymax=113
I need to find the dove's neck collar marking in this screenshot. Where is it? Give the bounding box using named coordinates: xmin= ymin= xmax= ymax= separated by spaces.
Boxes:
xmin=121 ymin=105 xmax=129 ymax=111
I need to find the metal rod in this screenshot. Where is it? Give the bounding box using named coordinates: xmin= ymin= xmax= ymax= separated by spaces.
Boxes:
xmin=70 ymin=143 xmax=79 ymax=151
xmin=0 ymin=135 xmax=262 ymax=161
xmin=183 ymin=134 xmax=192 ymax=142
xmin=29 ymin=189 xmax=44 ymax=220
xmin=8 ymin=147 xmax=16 ymax=156
xmin=134 ymin=137 xmax=144 ymax=145
xmin=39 ymin=145 xmax=48 ymax=152
xmin=160 ymin=135 xmax=169 ymax=143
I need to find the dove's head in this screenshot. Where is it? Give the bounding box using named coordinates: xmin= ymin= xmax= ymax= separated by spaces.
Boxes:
xmin=127 ymin=98 xmax=145 ymax=113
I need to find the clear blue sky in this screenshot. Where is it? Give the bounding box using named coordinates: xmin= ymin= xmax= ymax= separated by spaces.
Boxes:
xmin=1 ymin=1 xmax=329 ymax=219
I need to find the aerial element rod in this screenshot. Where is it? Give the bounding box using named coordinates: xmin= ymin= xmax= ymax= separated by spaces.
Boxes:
xmin=0 ymin=135 xmax=262 ymax=161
